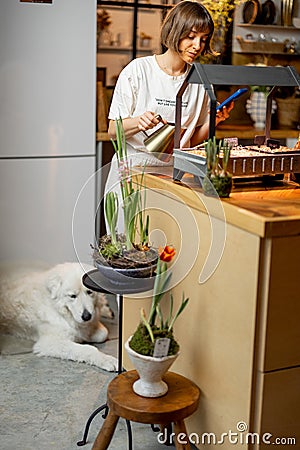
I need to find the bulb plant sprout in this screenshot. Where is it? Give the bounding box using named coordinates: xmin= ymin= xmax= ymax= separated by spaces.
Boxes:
xmin=93 ymin=117 xmax=157 ymax=272
xmin=129 ymin=246 xmax=189 ymax=357
xmin=203 ymin=137 xmax=233 ymax=198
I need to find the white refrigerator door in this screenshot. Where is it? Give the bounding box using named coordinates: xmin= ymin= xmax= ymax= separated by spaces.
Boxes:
xmin=0 ymin=0 xmax=97 ymax=158
xmin=0 ymin=157 xmax=96 ymax=265
xmin=0 ymin=0 xmax=97 ymax=264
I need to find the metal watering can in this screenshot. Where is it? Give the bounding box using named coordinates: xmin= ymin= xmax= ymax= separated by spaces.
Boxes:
xmin=142 ymin=115 xmax=175 ymax=162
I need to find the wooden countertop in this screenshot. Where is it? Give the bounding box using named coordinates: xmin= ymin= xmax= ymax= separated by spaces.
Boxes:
xmin=216 ymin=124 xmax=299 ymax=139
xmin=96 ymin=132 xmax=111 ymax=142
xmin=97 ymin=127 xmax=299 ymax=142
xmin=142 ymin=167 xmax=300 ymax=238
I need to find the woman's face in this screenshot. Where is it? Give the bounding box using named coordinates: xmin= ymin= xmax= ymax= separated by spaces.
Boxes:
xmin=178 ymin=28 xmax=209 ymax=63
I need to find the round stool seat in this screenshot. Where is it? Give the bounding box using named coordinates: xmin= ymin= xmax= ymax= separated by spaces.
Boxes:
xmin=92 ymin=370 xmax=200 ymax=450
xmin=108 ymin=370 xmax=200 ymax=424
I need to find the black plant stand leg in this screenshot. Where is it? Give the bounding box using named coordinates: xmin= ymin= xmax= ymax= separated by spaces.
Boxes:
xmin=77 ymin=405 xmax=109 ymax=446
xmin=117 ymin=294 xmax=124 ymax=375
xmin=126 ymin=419 xmax=133 ymax=450
xmin=77 ymin=292 xmax=126 ymax=447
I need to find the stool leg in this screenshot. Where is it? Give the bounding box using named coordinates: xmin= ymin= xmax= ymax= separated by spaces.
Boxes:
xmin=173 ymin=420 xmax=190 ymax=450
xmin=125 ymin=419 xmax=133 ymax=450
xmin=159 ymin=423 xmax=173 ymax=446
xmin=92 ymin=410 xmax=120 ymax=450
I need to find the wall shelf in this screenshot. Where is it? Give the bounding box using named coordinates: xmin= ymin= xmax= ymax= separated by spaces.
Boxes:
xmin=97 ymin=46 xmax=152 ymax=52
xmin=232 ymin=0 xmax=300 ymax=65
xmin=97 ymin=0 xmax=173 ymax=85
xmin=98 ymin=1 xmax=172 ymax=10
xmin=237 ymin=23 xmax=300 ymax=30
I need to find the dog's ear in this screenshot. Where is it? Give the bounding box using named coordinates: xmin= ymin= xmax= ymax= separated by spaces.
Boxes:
xmin=46 ymin=272 xmax=63 ymax=299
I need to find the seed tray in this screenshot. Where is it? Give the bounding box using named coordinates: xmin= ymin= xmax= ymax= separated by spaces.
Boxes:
xmin=173 ymin=147 xmax=300 ymax=182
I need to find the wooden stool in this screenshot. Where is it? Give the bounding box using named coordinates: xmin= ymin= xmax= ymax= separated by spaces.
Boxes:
xmin=92 ymin=370 xmax=200 ymax=450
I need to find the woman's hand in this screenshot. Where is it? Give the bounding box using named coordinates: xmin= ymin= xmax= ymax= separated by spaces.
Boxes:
xmin=108 ymin=112 xmax=165 ymax=140
xmin=190 ymin=101 xmax=234 ymax=147
xmin=216 ymin=101 xmax=234 ymax=125
xmin=137 ymin=112 xmax=164 ymax=132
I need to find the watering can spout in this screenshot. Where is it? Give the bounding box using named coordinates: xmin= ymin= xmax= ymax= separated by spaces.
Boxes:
xmin=143 ymin=115 xmax=175 ymax=162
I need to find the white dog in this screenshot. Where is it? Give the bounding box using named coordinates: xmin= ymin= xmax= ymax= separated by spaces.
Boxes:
xmin=0 ymin=262 xmax=118 ymax=372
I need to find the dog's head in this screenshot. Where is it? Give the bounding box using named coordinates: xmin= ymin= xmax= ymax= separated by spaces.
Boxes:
xmin=45 ymin=263 xmax=113 ymax=325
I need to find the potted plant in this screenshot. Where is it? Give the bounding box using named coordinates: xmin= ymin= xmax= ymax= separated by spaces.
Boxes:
xmin=125 ymin=246 xmax=189 ymax=397
xmin=97 ymin=9 xmax=112 ymax=47
xmin=92 ymin=118 xmax=159 ymax=291
xmin=202 ymin=137 xmax=233 ymax=198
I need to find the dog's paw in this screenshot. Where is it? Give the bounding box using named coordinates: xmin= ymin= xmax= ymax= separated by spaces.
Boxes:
xmin=98 ymin=353 xmax=118 ymax=372
xmin=98 ymin=294 xmax=115 ymax=320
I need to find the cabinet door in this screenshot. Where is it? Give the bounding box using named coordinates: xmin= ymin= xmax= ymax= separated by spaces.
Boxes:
xmin=254 ymin=367 xmax=300 ymax=449
xmin=262 ymin=235 xmax=300 ymax=371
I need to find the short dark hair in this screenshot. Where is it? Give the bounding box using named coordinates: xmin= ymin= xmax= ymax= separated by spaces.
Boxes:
xmin=161 ymin=1 xmax=215 ymax=55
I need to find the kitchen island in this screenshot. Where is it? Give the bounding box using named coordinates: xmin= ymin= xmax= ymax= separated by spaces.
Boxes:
xmin=122 ymin=168 xmax=300 ymax=449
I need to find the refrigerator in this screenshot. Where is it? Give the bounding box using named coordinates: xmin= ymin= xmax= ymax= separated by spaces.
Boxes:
xmin=0 ymin=0 xmax=98 ymax=265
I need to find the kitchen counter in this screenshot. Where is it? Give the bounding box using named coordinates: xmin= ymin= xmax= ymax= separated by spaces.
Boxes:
xmin=96 ymin=127 xmax=299 ymax=143
xmin=141 ymin=167 xmax=300 ymax=238
xmin=216 ymin=124 xmax=299 ymax=141
xmin=123 ymin=169 xmax=300 ymax=449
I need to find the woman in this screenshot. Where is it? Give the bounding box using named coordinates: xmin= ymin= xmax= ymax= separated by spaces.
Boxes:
xmin=105 ymin=0 xmax=232 ymax=230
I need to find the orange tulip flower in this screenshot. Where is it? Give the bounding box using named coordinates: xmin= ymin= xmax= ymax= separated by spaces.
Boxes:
xmin=159 ymin=245 xmax=176 ymax=262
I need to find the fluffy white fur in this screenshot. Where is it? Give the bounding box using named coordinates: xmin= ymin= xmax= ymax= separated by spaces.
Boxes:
xmin=0 ymin=262 xmax=118 ymax=372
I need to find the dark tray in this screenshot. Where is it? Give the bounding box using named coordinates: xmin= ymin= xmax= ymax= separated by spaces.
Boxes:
xmin=173 ymin=148 xmax=300 ymax=182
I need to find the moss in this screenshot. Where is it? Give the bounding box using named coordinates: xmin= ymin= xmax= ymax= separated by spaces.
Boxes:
xmin=129 ymin=323 xmax=180 ymax=357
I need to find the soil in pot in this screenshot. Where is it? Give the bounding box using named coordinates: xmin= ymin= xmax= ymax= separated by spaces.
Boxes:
xmin=202 ymin=174 xmax=233 ymax=198
xmin=93 ymin=234 xmax=158 ymax=269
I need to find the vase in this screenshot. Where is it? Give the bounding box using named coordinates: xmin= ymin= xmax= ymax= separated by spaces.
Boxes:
xmin=246 ymin=92 xmax=276 ymax=129
xmin=97 ymin=28 xmax=112 ymax=48
xmin=93 ymin=260 xmax=157 ymax=294
xmin=276 ymin=97 xmax=300 ymax=129
xmin=93 ymin=242 xmax=158 ymax=294
xmin=125 ymin=338 xmax=179 ymax=398
xmin=202 ymin=173 xmax=233 ymax=198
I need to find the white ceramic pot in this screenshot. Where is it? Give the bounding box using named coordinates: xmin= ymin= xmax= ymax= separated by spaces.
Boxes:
xmin=125 ymin=337 xmax=179 ymax=398
xmin=246 ymin=91 xmax=277 ymax=129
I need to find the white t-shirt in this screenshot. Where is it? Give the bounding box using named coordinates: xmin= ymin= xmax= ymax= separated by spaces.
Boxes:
xmin=108 ymin=55 xmax=210 ymax=151
xmin=105 ymin=55 xmax=210 ymax=232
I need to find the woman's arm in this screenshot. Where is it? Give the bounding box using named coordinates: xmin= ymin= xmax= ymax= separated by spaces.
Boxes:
xmin=108 ymin=112 xmax=163 ymax=140
xmin=190 ymin=102 xmax=234 ymax=147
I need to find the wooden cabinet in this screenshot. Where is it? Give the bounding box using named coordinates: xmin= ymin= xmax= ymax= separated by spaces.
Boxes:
xmin=232 ymin=0 xmax=300 ymax=70
xmin=256 ymin=368 xmax=299 ymax=448
xmin=96 ymin=0 xmax=172 ymax=86
xmin=122 ymin=170 xmax=300 ymax=449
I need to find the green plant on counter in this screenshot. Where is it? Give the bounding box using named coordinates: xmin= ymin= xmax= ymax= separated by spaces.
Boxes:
xmin=203 ymin=137 xmax=233 ymax=198
xmin=250 ymin=85 xmax=272 ymax=96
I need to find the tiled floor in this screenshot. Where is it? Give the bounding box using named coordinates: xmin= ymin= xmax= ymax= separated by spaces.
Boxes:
xmin=0 ymin=295 xmax=197 ymax=450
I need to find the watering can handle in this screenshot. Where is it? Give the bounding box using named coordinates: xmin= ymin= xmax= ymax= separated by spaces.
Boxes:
xmin=142 ymin=114 xmax=163 ymax=137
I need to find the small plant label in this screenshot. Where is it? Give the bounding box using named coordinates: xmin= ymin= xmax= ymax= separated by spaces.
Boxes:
xmin=153 ymin=338 xmax=170 ymax=358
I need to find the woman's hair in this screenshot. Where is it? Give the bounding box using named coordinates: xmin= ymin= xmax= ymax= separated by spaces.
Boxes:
xmin=161 ymin=0 xmax=215 ymax=56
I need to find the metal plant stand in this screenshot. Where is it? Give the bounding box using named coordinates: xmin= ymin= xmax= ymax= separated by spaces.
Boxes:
xmin=77 ymin=269 xmax=155 ymax=449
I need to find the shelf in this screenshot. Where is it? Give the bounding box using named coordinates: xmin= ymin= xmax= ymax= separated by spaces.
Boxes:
xmin=97 ymin=47 xmax=152 ymax=53
xmin=237 ymin=23 xmax=300 ymax=30
xmin=97 ymin=1 xmax=173 ymax=10
xmin=216 ymin=125 xmax=299 ymax=140
xmin=234 ymin=51 xmax=299 ymax=55
xmin=96 ymin=128 xmax=299 ymax=142
xmin=235 ymin=34 xmax=300 ymax=56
